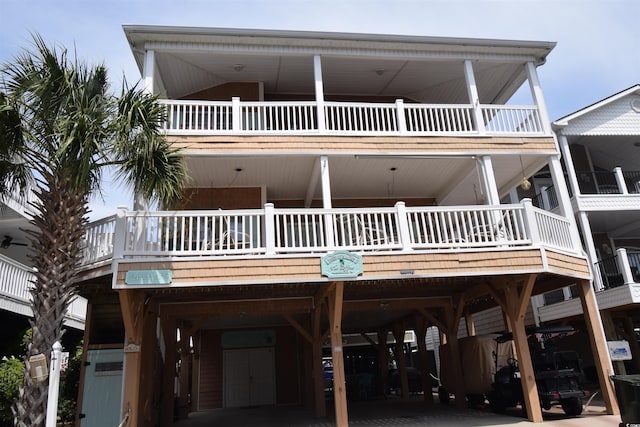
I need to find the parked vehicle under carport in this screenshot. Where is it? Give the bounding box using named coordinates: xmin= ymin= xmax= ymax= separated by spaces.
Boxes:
xmin=488 ymin=326 xmax=589 ymax=416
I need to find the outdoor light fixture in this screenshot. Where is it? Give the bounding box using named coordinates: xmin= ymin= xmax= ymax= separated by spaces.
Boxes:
xmin=519 ymin=156 xmax=532 ymax=191
xmin=28 ymin=353 xmax=48 ymax=383
xmin=232 ymin=64 xmax=245 ymax=72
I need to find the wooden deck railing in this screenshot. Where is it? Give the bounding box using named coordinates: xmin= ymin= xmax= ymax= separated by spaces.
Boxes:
xmin=159 ymin=98 xmax=547 ymax=136
xmin=81 ymin=200 xmax=577 ymax=266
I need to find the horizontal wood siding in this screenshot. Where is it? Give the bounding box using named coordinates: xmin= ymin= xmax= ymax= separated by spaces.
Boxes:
xmin=171 ymin=135 xmax=556 ymax=154
xmin=545 ymin=250 xmax=590 ymax=278
xmin=115 ymin=249 xmax=589 ymax=286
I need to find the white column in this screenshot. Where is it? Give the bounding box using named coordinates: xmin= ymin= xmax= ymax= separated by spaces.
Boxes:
xmin=45 ymin=341 xmax=63 ymax=427
xmin=142 ymin=49 xmax=155 ymax=95
xmin=525 ymin=61 xmax=551 ymax=134
xmin=578 ymin=211 xmax=604 ymax=291
xmin=613 ymin=167 xmax=628 ymax=194
xmin=477 ymin=156 xmax=500 ymax=205
xmin=314 ymin=55 xmax=326 ymax=132
xmin=616 ymin=248 xmax=634 ymax=285
xmin=264 ymin=203 xmax=276 ymax=255
xmin=464 ymin=60 xmax=485 ymax=135
xmin=556 ymin=133 xmax=581 ymax=197
xmin=548 ymin=154 xmax=582 ymax=249
xmin=320 ymin=155 xmax=335 ymax=248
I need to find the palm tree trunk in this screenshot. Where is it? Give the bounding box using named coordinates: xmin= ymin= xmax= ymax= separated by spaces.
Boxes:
xmin=14 ymin=173 xmax=88 ymax=427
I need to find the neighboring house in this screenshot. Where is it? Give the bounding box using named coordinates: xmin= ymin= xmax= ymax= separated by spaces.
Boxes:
xmin=0 ymin=187 xmax=86 ymax=356
xmin=530 ymin=85 xmax=640 ymax=375
xmin=73 ymin=26 xmax=618 ymax=426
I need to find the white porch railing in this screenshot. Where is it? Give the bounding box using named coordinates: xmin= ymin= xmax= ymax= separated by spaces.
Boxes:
xmin=159 ymin=99 xmax=546 ymax=136
xmin=82 ymin=200 xmax=576 ymax=265
xmin=0 ymin=254 xmax=87 ymax=326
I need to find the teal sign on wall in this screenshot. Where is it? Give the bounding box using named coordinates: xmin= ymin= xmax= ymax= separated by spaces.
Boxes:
xmin=125 ymin=269 xmax=172 ymax=285
xmin=321 ymin=251 xmax=363 ymax=278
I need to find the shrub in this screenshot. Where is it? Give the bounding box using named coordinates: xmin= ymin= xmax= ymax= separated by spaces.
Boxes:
xmin=0 ymin=357 xmax=24 ymax=426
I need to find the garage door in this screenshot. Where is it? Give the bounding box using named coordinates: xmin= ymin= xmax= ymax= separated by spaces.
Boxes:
xmin=223 ymin=347 xmax=275 ymax=407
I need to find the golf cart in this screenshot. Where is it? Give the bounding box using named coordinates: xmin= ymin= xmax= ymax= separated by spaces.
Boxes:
xmin=488 ymin=326 xmax=589 ymax=416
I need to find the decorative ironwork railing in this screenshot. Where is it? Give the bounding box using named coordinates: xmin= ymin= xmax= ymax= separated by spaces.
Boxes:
xmin=80 ymin=201 xmax=577 ymax=266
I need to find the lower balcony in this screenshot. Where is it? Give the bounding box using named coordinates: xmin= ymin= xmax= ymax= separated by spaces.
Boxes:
xmin=82 ymin=200 xmax=580 ymax=278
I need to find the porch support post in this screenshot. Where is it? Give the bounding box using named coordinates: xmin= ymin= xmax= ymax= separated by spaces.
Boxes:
xmin=415 ymin=315 xmax=435 ymax=405
xmin=444 ymin=297 xmax=467 ymax=409
xmin=577 ymin=279 xmax=619 ymax=414
xmin=311 ymin=301 xmax=328 ymax=418
xmin=119 ymin=289 xmax=146 ymax=427
xmin=556 ymin=133 xmax=581 ymax=197
xmin=464 ymin=59 xmax=485 ymax=135
xmin=393 ymin=324 xmax=410 ymax=399
xmin=504 ymin=274 xmax=542 ymax=422
xmin=377 ymin=330 xmax=389 ymax=397
xmin=176 ymin=322 xmax=191 ymax=419
xmin=160 ymin=316 xmax=177 ymax=427
xmin=142 ymin=49 xmax=155 ymax=94
xmin=314 ymin=55 xmax=326 ymax=132
xmin=320 ymin=155 xmax=335 ymax=248
xmin=525 ymin=61 xmax=551 ymax=134
xmin=327 ymin=281 xmax=348 ymax=426
xmin=477 ymin=155 xmax=500 ymax=205
xmin=548 ymin=154 xmax=582 ymax=249
xmin=140 ymin=299 xmax=160 ymax=425
xmin=577 ymin=211 xmax=604 ymax=290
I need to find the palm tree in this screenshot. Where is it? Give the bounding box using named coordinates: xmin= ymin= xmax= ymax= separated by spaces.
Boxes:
xmin=0 ymin=35 xmax=186 ymax=427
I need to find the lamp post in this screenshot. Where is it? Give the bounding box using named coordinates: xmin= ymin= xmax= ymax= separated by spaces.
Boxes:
xmin=45 ymin=341 xmax=62 ymax=427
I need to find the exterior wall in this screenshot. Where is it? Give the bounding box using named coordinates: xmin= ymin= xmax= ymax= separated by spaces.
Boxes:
xmin=114 ymin=249 xmax=589 ymax=287
xmin=197 ymin=326 xmax=301 ymax=410
xmin=181 ymin=187 xmax=263 ymax=209
xmin=183 ymin=82 xmax=261 ymax=101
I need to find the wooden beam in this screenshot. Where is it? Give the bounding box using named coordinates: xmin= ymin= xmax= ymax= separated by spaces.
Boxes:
xmin=515 ymin=274 xmax=536 ymax=320
xmin=160 ymin=316 xmax=177 ymax=427
xmin=464 ymin=310 xmax=476 ymax=337
xmin=505 ymin=283 xmax=542 ymax=422
xmin=360 ymin=333 xmax=377 ymax=347
xmin=418 ymin=308 xmax=448 ymax=334
xmin=118 ymin=289 xmax=146 ymax=426
xmin=161 ymin=297 xmax=313 ymax=318
xmin=314 ymin=282 xmax=334 ymax=306
xmin=344 ymin=297 xmax=450 ymax=313
xmin=576 ymin=279 xmax=619 ymax=415
xmin=484 ymin=282 xmax=507 ymax=313
xmin=377 ymin=330 xmax=389 ymax=398
xmin=284 ymin=313 xmax=313 ymax=344
xmin=415 ymin=315 xmax=434 ymax=405
xmin=311 ymin=306 xmax=326 ymax=418
xmin=393 ymin=324 xmax=410 ymax=399
xmin=327 ymin=281 xmax=348 ymax=427
xmin=443 ymin=306 xmax=466 ymax=409
xmin=451 ymin=294 xmax=465 ymax=337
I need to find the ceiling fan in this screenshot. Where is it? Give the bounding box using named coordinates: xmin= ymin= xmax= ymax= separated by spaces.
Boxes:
xmin=1 ymin=235 xmax=29 ymax=249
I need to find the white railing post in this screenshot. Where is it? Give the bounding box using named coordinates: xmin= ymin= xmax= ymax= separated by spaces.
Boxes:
xmin=614 ymin=167 xmax=628 ymax=194
xmin=395 ymin=99 xmax=407 ymax=134
xmin=521 ymin=199 xmax=540 ymax=245
xmin=113 ymin=206 xmax=128 ymax=260
xmin=395 ymin=201 xmax=412 ymax=250
xmin=232 ymin=97 xmax=241 ymax=131
xmin=616 ymin=248 xmax=634 ymax=285
xmin=264 ymin=203 xmax=276 ymax=255
xmin=45 ymin=341 xmax=62 ymax=427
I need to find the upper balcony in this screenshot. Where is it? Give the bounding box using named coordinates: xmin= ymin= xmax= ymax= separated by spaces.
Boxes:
xmin=125 ymin=26 xmax=556 ymax=140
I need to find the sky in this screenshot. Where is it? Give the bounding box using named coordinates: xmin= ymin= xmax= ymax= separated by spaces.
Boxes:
xmin=1 ymin=0 xmax=638 ymax=219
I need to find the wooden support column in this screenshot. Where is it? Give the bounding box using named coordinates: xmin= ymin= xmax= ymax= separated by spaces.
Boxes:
xmin=601 ymin=311 xmax=626 ymax=374
xmin=444 ymin=298 xmax=467 ymax=409
xmin=75 ymin=304 xmax=93 ymax=425
xmin=119 ymin=289 xmax=146 ymax=427
xmin=393 ymin=324 xmax=410 ymax=399
xmin=623 ymin=316 xmax=640 ymax=373
xmin=576 ymin=279 xmax=619 ymax=415
xmin=160 ymin=316 xmax=177 ymax=427
xmin=140 ymin=299 xmax=160 ymax=425
xmin=415 ymin=315 xmax=434 ymax=405
xmin=327 ymin=281 xmax=348 ymax=427
xmin=377 ymin=330 xmax=389 ymax=397
xmin=504 ymin=275 xmax=542 ymax=423
xmin=176 ymin=321 xmax=191 ymax=419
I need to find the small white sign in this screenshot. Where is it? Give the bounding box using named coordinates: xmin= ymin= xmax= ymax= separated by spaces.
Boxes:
xmin=60 ymin=352 xmax=70 ymax=372
xmin=607 ymin=340 xmax=632 ymax=361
